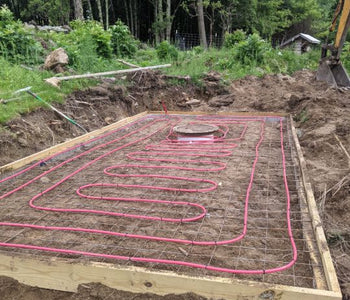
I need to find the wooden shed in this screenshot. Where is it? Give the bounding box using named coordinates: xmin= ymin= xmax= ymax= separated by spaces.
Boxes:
xmin=280 ymin=33 xmax=320 ymax=54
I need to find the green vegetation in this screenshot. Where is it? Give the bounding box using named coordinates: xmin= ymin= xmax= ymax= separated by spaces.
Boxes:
xmin=224 ymin=30 xmax=247 ymax=49
xmin=0 ymin=4 xmax=333 ymax=124
xmin=0 ymin=5 xmax=42 ymax=64
xmin=294 ymin=109 xmax=309 ymax=123
xmin=156 ymin=41 xmax=179 ymax=61
xmin=0 ymin=57 xmax=97 ymax=124
xmin=110 ymin=20 xmax=138 ymax=58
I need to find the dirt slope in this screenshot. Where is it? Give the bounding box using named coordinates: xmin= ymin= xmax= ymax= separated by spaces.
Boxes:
xmin=0 ymin=70 xmax=349 ymax=299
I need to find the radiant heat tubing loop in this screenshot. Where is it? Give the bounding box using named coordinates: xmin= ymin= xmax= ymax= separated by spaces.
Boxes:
xmin=0 ymin=115 xmax=297 ymax=274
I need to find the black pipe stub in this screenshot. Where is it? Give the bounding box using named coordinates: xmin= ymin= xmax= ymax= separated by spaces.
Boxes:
xmin=173 ymin=124 xmax=219 ymax=135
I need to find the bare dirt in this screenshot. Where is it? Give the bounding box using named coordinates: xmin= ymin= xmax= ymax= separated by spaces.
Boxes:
xmin=0 ymin=70 xmax=350 ymax=299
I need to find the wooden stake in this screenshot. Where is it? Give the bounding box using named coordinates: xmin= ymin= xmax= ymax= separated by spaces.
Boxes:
xmin=334 ymin=133 xmax=350 ymax=168
xmin=116 ymin=59 xmax=140 ymax=68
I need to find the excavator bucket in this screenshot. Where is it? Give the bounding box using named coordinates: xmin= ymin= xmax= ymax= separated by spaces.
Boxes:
xmin=316 ymin=59 xmax=350 ymax=87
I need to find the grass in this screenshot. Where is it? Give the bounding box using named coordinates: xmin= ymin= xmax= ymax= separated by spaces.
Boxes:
xmin=0 ymin=57 xmax=98 ymax=124
xmin=138 ymin=47 xmax=321 ymax=84
xmin=0 ymin=44 xmax=322 ymax=125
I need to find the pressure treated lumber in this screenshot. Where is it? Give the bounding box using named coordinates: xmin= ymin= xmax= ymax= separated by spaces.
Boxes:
xmin=0 ymin=253 xmax=342 ymax=300
xmin=290 ymin=116 xmax=341 ymax=294
xmin=289 ymin=123 xmax=327 ymax=290
xmin=45 ymin=64 xmax=171 ymax=87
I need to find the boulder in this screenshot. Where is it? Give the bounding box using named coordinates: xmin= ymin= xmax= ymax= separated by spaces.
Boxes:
xmin=208 ymin=94 xmax=234 ymax=107
xmin=44 ymin=48 xmax=69 ymax=73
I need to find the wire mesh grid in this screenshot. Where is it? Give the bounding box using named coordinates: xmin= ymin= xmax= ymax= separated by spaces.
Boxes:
xmin=0 ymin=113 xmax=326 ymax=288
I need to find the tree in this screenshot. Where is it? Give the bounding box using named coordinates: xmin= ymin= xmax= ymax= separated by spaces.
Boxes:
xmin=85 ymin=0 xmax=93 ymax=20
xmin=150 ymin=0 xmax=165 ymax=44
xmin=73 ymin=0 xmax=84 ymax=20
xmin=105 ymin=0 xmax=109 ymax=29
xmin=284 ymin=0 xmax=321 ymax=34
xmin=166 ymin=0 xmax=171 ymax=40
xmin=96 ymin=0 xmax=103 ymax=23
xmin=21 ymin=0 xmax=70 ymax=25
xmin=217 ymin=0 xmax=238 ymax=34
xmin=181 ymin=0 xmax=208 ymax=48
xmin=256 ymin=0 xmax=291 ymax=40
xmin=197 ymin=0 xmax=207 ymax=48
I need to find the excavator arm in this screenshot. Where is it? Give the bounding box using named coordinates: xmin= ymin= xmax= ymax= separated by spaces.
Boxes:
xmin=317 ymin=0 xmax=350 ymax=87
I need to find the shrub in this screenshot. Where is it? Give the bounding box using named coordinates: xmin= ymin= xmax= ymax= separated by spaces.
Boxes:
xmin=54 ymin=20 xmax=112 ymax=65
xmin=235 ymin=33 xmax=270 ymax=64
xmin=70 ymin=20 xmax=112 ymax=59
xmin=192 ymin=45 xmax=204 ymax=55
xmin=0 ymin=5 xmax=43 ymax=64
xmin=156 ymin=41 xmax=178 ymax=61
xmin=110 ymin=20 xmax=138 ymax=58
xmin=224 ymin=30 xmax=247 ymax=48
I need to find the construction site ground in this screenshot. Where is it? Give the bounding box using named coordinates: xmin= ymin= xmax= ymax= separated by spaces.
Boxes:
xmin=0 ymin=70 xmax=350 ymax=299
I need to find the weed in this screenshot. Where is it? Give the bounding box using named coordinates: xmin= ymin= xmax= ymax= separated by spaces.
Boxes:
xmin=156 ymin=41 xmax=179 ymax=61
xmin=110 ymin=20 xmax=138 ymax=58
xmin=235 ymin=33 xmax=270 ymax=65
xmin=0 ymin=5 xmax=43 ymax=64
xmin=224 ymin=29 xmax=247 ymax=48
xmin=294 ymin=109 xmax=309 ymax=123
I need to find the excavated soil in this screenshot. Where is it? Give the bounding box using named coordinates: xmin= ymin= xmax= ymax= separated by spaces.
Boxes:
xmin=1 ymin=70 xmax=350 ymax=299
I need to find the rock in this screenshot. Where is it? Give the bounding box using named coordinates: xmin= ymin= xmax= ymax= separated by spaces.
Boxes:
xmin=296 ymin=129 xmax=303 ymax=138
xmin=186 ymin=99 xmax=201 ymax=106
xmin=104 ymin=117 xmax=114 ymax=124
xmin=208 ymin=94 xmax=234 ymax=107
xmin=283 ymin=93 xmax=292 ymax=100
xmin=44 ymin=48 xmax=69 ymax=73
xmin=17 ymin=138 xmax=28 ymax=147
xmin=40 ymin=177 xmax=51 ymax=183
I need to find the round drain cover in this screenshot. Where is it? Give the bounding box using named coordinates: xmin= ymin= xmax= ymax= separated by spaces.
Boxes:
xmin=173 ymin=124 xmax=219 ymax=135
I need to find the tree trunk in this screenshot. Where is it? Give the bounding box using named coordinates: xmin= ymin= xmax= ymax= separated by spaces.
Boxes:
xmin=158 ymin=0 xmax=164 ymax=41
xmin=86 ymin=0 xmax=93 ymax=20
xmin=105 ymin=0 xmax=109 ymax=29
xmin=96 ymin=0 xmax=103 ymax=23
xmin=197 ymin=0 xmax=207 ymax=49
xmin=111 ymin=1 xmax=116 ymax=23
xmin=154 ymin=0 xmax=159 ymax=45
xmin=124 ymin=0 xmax=130 ymax=29
xmin=129 ymin=0 xmax=134 ymax=35
xmin=166 ymin=0 xmax=171 ymax=41
xmin=209 ymin=6 xmax=214 ymax=47
xmin=133 ymin=0 xmax=138 ymax=38
xmin=73 ymin=0 xmax=84 ymax=20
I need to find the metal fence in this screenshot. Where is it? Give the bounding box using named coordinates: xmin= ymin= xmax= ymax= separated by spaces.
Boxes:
xmin=175 ymin=32 xmax=224 ymax=50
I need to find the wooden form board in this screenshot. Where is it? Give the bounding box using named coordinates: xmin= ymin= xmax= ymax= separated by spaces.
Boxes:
xmin=0 ymin=253 xmax=341 ymax=300
xmin=289 ymin=116 xmax=341 ymax=294
xmin=0 ymin=111 xmax=342 ymax=300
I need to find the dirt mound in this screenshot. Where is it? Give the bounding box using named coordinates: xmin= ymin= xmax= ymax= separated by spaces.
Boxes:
xmin=0 ymin=71 xmax=228 ymax=166
xmin=1 ymin=69 xmax=350 ymax=299
xmin=198 ymin=70 xmax=350 ymax=296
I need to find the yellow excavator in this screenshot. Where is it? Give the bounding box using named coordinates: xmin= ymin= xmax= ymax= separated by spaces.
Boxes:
xmin=317 ymin=0 xmax=350 ymax=87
